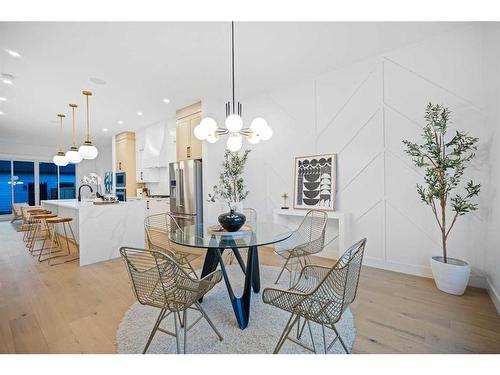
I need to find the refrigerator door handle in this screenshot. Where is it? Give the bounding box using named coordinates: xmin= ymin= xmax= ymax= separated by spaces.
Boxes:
xmin=178 ymin=168 xmax=184 ymax=207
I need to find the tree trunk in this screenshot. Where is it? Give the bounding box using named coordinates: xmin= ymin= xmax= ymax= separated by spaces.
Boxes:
xmin=440 ymin=197 xmax=447 ymax=263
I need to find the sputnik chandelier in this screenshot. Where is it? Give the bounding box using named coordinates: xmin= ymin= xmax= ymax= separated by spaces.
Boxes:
xmin=194 ymin=22 xmax=273 ymax=152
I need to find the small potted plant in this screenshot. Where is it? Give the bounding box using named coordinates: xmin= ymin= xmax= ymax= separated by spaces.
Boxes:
xmin=403 ymin=103 xmax=481 ymax=295
xmin=207 ymin=149 xmax=251 ymax=230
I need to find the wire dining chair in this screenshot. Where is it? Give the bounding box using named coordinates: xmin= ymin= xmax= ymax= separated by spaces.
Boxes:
xmin=274 ymin=210 xmax=328 ymax=287
xmin=263 ymin=238 xmax=366 ymax=354
xmin=144 ymin=213 xmax=202 ymax=277
xmin=226 ymin=207 xmax=257 ymax=266
xmin=120 ymin=247 xmax=223 ymax=354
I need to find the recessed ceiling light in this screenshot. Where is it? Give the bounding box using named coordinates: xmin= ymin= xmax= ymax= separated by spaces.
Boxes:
xmin=0 ymin=97 xmax=7 ymax=102
xmin=117 ymin=120 xmax=124 ymax=125
xmin=137 ymin=111 xmax=143 ymax=116
xmin=163 ymin=98 xmax=170 ymax=104
xmin=102 ymin=128 xmax=109 ymax=132
xmin=5 ymin=49 xmax=21 ymax=58
xmin=1 ymin=73 xmax=14 ymax=85
xmin=89 ymin=77 xmax=106 ymax=85
xmin=0 ymin=111 xmax=5 ymax=115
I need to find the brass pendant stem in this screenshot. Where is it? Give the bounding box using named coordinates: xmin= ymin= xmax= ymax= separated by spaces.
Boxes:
xmin=69 ymin=104 xmax=77 ymax=147
xmin=82 ymin=91 xmax=92 ymax=143
xmin=57 ymin=114 xmax=66 ymax=153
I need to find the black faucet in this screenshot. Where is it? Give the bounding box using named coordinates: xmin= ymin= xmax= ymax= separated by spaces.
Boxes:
xmin=78 ymin=184 xmax=93 ymax=202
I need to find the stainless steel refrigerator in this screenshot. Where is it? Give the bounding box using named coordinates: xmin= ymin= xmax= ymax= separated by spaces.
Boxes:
xmin=169 ymin=160 xmax=203 ymax=228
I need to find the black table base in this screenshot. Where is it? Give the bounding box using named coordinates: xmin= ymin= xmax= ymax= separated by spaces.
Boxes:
xmin=199 ymin=245 xmax=260 ymax=329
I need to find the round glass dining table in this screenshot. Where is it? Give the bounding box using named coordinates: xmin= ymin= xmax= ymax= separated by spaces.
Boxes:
xmin=169 ymin=222 xmax=292 ymax=329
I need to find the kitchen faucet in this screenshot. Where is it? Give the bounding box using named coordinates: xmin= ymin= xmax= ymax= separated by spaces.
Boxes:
xmin=78 ymin=184 xmax=93 ymax=202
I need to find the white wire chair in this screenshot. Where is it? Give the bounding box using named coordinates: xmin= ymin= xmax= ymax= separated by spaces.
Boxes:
xmin=120 ymin=246 xmax=223 ymax=354
xmin=274 ymin=210 xmax=328 ymax=286
xmin=263 ymin=238 xmax=366 ymax=354
xmin=144 ymin=213 xmax=202 ymax=277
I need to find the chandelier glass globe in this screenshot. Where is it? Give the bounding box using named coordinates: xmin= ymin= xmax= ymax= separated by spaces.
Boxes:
xmin=247 ymin=132 xmax=261 ymax=145
xmin=53 ymin=152 xmax=69 ymax=166
xmin=206 ymin=132 xmax=220 ymax=144
xmin=259 ymin=125 xmax=273 ymax=141
xmin=79 ymin=143 xmax=99 ymax=160
xmin=65 ymin=147 xmax=83 ymax=164
xmin=226 ymin=132 xmax=242 ymax=152
xmin=194 ymin=117 xmax=217 ymax=140
xmin=225 ymin=114 xmax=243 ymax=133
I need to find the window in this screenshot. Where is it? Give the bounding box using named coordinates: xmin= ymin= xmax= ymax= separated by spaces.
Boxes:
xmin=12 ymin=161 xmax=35 ymax=206
xmin=0 ymin=159 xmax=78 ymax=217
xmin=59 ymin=163 xmax=76 ymax=199
xmin=0 ymin=160 xmax=12 ymax=215
xmin=39 ymin=162 xmax=59 ymax=201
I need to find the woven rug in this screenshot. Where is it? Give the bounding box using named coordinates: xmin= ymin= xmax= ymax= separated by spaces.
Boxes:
xmin=116 ymin=265 xmax=355 ymax=354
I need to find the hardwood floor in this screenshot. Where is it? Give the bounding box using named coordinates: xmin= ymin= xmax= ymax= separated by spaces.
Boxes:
xmin=1 ymin=221 xmax=499 ymax=354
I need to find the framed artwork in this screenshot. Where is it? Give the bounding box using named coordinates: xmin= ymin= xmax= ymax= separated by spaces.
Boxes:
xmin=293 ymin=153 xmax=336 ymax=211
xmin=104 ymin=171 xmax=113 ymax=194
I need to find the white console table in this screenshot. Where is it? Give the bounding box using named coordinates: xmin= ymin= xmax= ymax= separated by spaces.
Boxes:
xmin=273 ymin=208 xmax=350 ymax=259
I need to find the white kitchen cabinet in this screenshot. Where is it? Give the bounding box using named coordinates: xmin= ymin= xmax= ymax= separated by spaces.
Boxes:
xmin=142 ymin=122 xmax=168 ymax=168
xmin=145 ymin=198 xmax=170 ymax=216
xmin=136 ymin=127 xmax=162 ymax=183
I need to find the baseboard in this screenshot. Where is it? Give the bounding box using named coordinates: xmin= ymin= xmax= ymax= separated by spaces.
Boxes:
xmin=486 ymin=278 xmax=500 ymax=314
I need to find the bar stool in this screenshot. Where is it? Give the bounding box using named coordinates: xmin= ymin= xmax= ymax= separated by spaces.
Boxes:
xmin=22 ymin=207 xmax=44 ymax=239
xmin=25 ymin=209 xmax=51 ymax=247
xmin=28 ymin=213 xmax=58 ymax=256
xmin=43 ymin=217 xmax=79 ymax=265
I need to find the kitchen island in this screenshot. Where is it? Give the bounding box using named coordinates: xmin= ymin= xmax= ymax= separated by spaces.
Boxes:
xmin=41 ymin=199 xmax=146 ymax=266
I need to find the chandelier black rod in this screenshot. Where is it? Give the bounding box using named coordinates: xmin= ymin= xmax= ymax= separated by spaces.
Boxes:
xmin=231 ymin=21 xmax=235 ymax=115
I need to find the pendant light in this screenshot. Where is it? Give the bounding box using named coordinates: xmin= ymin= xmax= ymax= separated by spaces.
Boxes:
xmin=195 ymin=22 xmax=272 ymax=151
xmin=53 ymin=114 xmax=69 ymax=166
xmin=65 ymin=103 xmax=83 ymax=163
xmin=78 ymin=90 xmax=98 ymax=159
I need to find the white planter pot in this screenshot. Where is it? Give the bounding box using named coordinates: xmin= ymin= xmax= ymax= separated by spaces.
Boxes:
xmin=430 ymin=256 xmax=471 ymax=295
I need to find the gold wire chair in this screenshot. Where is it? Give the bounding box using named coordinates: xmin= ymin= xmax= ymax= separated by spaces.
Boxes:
xmin=274 ymin=210 xmax=328 ymax=286
xmin=120 ymin=247 xmax=223 ymax=354
xmin=144 ymin=213 xmax=202 ymax=277
xmin=226 ymin=207 xmax=257 ymax=265
xmin=263 ymin=238 xmax=366 ymax=354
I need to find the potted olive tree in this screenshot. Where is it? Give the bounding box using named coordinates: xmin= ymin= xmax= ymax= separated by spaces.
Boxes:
xmin=403 ymin=103 xmax=481 ymax=295
xmin=207 ymin=149 xmax=251 ymax=213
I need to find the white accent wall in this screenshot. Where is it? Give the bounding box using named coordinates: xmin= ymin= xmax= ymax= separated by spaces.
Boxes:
xmin=203 ymin=25 xmax=496 ymax=293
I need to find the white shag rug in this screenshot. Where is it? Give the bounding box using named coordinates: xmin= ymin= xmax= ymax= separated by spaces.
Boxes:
xmin=116 ymin=265 xmax=355 ymax=354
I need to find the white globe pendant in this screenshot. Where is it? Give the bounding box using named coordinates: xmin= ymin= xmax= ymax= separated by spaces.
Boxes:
xmin=225 ymin=114 xmax=243 ymax=133
xmin=227 ymin=132 xmax=242 ymax=152
xmin=53 ymin=152 xmax=69 ymax=166
xmin=79 ymin=142 xmax=99 ymax=160
xmin=260 ymin=125 xmax=273 ymax=141
xmin=65 ymin=147 xmax=83 ymax=164
xmin=206 ymin=132 xmax=220 ymax=144
xmin=250 ymin=117 xmax=272 ymax=141
xmin=195 ymin=117 xmax=217 ymax=140
xmin=247 ymin=132 xmax=261 ymax=145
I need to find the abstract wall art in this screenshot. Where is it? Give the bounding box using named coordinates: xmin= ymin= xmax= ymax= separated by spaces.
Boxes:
xmin=293 ymin=153 xmax=336 ymax=211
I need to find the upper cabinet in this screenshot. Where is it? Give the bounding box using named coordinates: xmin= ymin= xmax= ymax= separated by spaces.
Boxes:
xmin=115 ymin=131 xmax=137 ymax=196
xmin=142 ymin=122 xmax=167 ymax=168
xmin=176 ymin=101 xmax=202 ymax=161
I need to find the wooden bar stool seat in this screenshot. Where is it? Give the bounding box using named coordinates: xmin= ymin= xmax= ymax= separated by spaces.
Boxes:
xmin=28 ymin=214 xmax=58 ymax=255
xmin=42 ymin=217 xmax=79 ymax=266
xmin=45 ymin=217 xmax=72 ymax=224
xmin=25 ymin=210 xmax=52 ymax=249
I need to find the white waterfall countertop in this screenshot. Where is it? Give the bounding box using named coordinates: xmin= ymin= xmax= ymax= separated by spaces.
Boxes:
xmin=41 ymin=199 xmax=146 ymax=266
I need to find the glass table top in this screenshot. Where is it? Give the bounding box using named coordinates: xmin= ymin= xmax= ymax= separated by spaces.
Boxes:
xmin=169 ymin=222 xmax=293 ymax=249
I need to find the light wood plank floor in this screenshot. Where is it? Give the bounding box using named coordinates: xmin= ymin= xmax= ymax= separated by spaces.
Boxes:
xmin=1 ymin=221 xmax=499 ymax=354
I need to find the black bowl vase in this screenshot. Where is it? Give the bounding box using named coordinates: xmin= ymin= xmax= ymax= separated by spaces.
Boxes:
xmin=218 ymin=209 xmax=246 ymax=232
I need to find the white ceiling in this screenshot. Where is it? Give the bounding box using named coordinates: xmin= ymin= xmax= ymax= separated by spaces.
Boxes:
xmin=0 ymin=22 xmax=465 ymax=148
